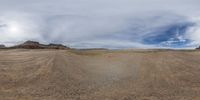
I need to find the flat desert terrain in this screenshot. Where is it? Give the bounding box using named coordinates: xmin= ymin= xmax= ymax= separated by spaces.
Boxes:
xmin=0 ymin=49 xmax=200 ymax=100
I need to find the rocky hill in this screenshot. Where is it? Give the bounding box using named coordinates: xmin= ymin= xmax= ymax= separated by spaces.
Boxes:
xmin=10 ymin=41 xmax=70 ymax=49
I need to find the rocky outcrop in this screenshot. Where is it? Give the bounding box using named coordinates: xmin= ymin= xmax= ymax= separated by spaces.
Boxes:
xmin=0 ymin=45 xmax=5 ymax=48
xmin=47 ymin=43 xmax=69 ymax=49
xmin=11 ymin=41 xmax=70 ymax=49
xmin=196 ymin=46 xmax=200 ymax=50
xmin=14 ymin=41 xmax=44 ymax=49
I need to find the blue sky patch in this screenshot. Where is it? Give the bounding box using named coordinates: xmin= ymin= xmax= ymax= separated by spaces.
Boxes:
xmin=142 ymin=22 xmax=195 ymax=47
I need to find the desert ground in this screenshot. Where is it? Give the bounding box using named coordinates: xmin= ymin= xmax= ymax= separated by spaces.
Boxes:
xmin=0 ymin=49 xmax=200 ymax=100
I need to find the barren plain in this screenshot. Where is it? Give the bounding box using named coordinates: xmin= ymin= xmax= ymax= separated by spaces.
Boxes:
xmin=0 ymin=49 xmax=200 ymax=100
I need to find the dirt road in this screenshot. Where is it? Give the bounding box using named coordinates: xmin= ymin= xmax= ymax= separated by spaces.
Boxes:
xmin=0 ymin=49 xmax=200 ymax=100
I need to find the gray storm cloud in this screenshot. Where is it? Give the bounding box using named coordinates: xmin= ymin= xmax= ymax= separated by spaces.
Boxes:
xmin=0 ymin=0 xmax=200 ymax=48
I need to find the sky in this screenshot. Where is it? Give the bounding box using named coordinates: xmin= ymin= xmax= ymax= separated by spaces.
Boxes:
xmin=0 ymin=0 xmax=200 ymax=49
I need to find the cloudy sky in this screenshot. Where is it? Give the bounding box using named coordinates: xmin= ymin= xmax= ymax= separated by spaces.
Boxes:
xmin=0 ymin=0 xmax=200 ymax=49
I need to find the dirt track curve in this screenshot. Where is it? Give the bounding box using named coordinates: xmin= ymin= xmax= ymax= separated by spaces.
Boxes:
xmin=0 ymin=49 xmax=200 ymax=100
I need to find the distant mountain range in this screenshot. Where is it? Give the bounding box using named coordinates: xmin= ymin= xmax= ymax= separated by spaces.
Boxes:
xmin=0 ymin=41 xmax=200 ymax=50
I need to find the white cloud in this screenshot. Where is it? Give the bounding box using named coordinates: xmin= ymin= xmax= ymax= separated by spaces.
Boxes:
xmin=181 ymin=17 xmax=200 ymax=47
xmin=0 ymin=12 xmax=44 ymax=45
xmin=0 ymin=0 xmax=200 ymax=48
xmin=68 ymin=39 xmax=156 ymax=49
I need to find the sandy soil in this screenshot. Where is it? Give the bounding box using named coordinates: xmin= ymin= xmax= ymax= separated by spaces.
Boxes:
xmin=0 ymin=49 xmax=200 ymax=100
